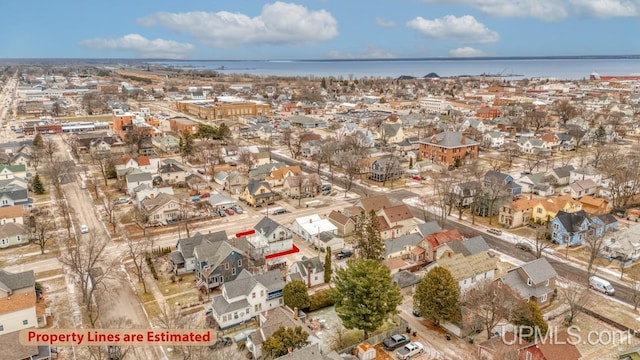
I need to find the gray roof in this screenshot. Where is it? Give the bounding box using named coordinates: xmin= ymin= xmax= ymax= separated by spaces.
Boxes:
xmin=420 ymin=131 xmax=479 ymax=148
xmin=500 ymin=270 xmax=552 ymax=300
xmin=551 ymin=165 xmax=575 ymax=179
xmin=392 ymin=270 xmax=421 ymax=288
xmin=461 ymin=236 xmax=490 ymax=255
xmin=571 ymin=166 xmax=599 ymax=176
xmin=126 ymin=172 xmax=153 ymax=183
xmin=519 ymin=258 xmax=558 ymax=285
xmin=158 ymin=162 xmax=186 ymax=174
xmin=177 ymin=231 xmax=228 ymax=258
xmin=255 ymin=269 xmax=285 ymax=292
xmin=384 ymin=233 xmax=422 ymax=257
xmin=555 ymin=210 xmax=590 ymax=233
xmin=254 ymin=216 xmax=284 ymax=238
xmin=274 ymin=344 xmax=325 ymax=360
xmin=169 ymin=251 xmax=185 ymax=265
xmin=212 ymin=294 xmax=251 ymax=316
xmin=596 ymin=213 xmax=618 ymax=225
xmin=416 ymin=221 xmax=441 ymax=237
xmin=0 ymin=269 xmax=35 ymax=293
xmin=382 ymin=123 xmax=402 ymax=138
xmin=292 ymin=256 xmax=324 ymax=277
xmin=246 ymin=179 xmax=271 ymax=195
xmin=193 ymin=239 xmax=237 ymax=269
xmin=0 ymin=223 xmax=27 ymax=238
xmin=0 ymin=183 xmax=28 ymax=201
xmin=249 ymin=162 xmax=284 ymax=179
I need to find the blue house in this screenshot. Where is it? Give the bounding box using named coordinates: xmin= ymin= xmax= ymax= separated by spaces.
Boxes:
xmin=484 ymin=171 xmax=522 ymax=196
xmin=551 ymin=210 xmax=618 ymax=246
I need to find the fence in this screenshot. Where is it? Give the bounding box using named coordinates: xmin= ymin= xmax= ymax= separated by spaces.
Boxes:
xmin=336 ymin=315 xmax=409 ymax=355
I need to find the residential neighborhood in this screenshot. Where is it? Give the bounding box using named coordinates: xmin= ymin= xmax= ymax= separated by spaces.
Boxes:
xmin=3 ymin=60 xmax=640 ymax=360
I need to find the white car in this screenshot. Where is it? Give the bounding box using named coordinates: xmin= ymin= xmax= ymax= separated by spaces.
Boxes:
xmin=80 ymin=225 xmax=89 ymax=234
xmin=396 ymin=342 xmax=424 ymax=360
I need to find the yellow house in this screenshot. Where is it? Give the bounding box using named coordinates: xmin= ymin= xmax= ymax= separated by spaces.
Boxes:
xmin=240 ymin=179 xmax=276 ymax=207
xmin=532 ymin=195 xmax=582 ymax=223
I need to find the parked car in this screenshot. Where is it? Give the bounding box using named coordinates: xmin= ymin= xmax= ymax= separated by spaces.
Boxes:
xmin=515 ymin=242 xmax=532 ymax=253
xmin=335 ymin=249 xmax=353 ymax=260
xmin=383 ymin=334 xmax=410 ymax=351
xmin=589 ymin=276 xmax=615 ymax=296
xmin=272 ymin=208 xmax=288 ymax=215
xmin=396 ymin=342 xmax=424 ymax=360
xmin=487 ymin=228 xmax=502 ymax=236
xmin=80 ymin=225 xmax=89 ymax=234
xmin=412 ymin=175 xmax=421 ymax=181
xmin=225 ymin=208 xmax=235 ymax=215
xmin=233 ymin=205 xmax=243 ymax=214
xmin=216 ymin=209 xmax=226 ymax=217
xmin=200 ymin=192 xmax=210 ymax=198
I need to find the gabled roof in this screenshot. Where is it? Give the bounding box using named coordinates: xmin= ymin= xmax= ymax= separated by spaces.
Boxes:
xmin=358 ymin=195 xmax=392 ymax=213
xmin=193 ymin=240 xmax=238 ymax=270
xmin=255 ymin=269 xmax=285 ymax=292
xmin=246 ymin=179 xmax=272 ymax=195
xmin=158 ymin=162 xmax=186 ymax=174
xmin=126 ymin=172 xmax=152 ymax=183
xmin=506 ymin=197 xmax=538 ymax=212
xmin=421 ymin=131 xmax=479 ymax=147
xmin=292 ymin=256 xmax=324 ymax=277
xmin=0 ymin=223 xmax=27 ymax=238
xmin=569 ymin=179 xmax=598 ymax=192
xmin=596 ymin=213 xmax=617 ymax=225
xmin=484 ymin=170 xmax=511 ymax=183
xmin=0 ymin=205 xmax=24 ymax=219
xmin=385 ymin=233 xmax=422 ymax=257
xmin=437 ymin=251 xmax=495 ymax=281
xmin=177 ymin=231 xmax=228 ymax=258
xmin=425 ymin=229 xmax=463 ymax=249
xmin=381 ymin=204 xmax=413 ymax=223
xmin=550 ymin=165 xmax=575 ymax=179
xmin=327 ymin=210 xmax=353 ymax=226
xmin=555 ymin=210 xmax=590 ymax=233
xmin=0 ymin=269 xmax=35 ymax=293
xmin=519 ymin=258 xmax=558 ymax=285
xmin=266 ymin=165 xmax=302 ymax=181
xmin=254 ymin=216 xmax=285 ymax=238
xmin=392 ymin=270 xmax=421 ymax=288
xmin=416 ymin=221 xmax=441 ymax=237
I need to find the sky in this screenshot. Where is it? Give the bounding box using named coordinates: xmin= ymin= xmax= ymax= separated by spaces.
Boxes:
xmin=2 ymin=0 xmax=640 ymax=60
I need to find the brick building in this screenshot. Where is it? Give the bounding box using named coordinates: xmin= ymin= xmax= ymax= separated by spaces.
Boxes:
xmin=169 ymin=117 xmax=199 ymax=135
xmin=175 ymin=100 xmax=270 ymax=120
xmin=419 ymin=131 xmax=479 ymax=166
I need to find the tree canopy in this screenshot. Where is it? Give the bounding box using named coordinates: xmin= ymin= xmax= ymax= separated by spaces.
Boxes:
xmin=332 ymin=259 xmax=402 ymax=339
xmin=283 ymin=280 xmax=310 ymax=311
xmin=353 ymin=210 xmax=384 ymax=260
xmin=261 ymin=326 xmax=309 ymax=359
xmin=414 ymin=267 xmax=460 ymax=325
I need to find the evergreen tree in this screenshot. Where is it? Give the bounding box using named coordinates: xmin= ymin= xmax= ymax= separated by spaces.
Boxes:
xmin=353 ymin=210 xmax=384 ymax=260
xmin=324 ymin=246 xmax=332 ymax=283
xmin=321 ymin=77 xmax=327 ymax=89
xmin=217 ymin=123 xmax=231 ymax=139
xmin=262 ymin=326 xmax=309 ymax=359
xmin=511 ymin=300 xmax=548 ymax=341
xmin=332 ymin=259 xmax=402 ymax=339
xmin=33 ymin=133 xmax=43 ymax=149
xmin=179 ymin=130 xmax=194 ymax=160
xmin=31 ymin=174 xmax=45 ymax=195
xmin=283 ymin=280 xmax=310 ymax=311
xmin=414 ymin=267 xmax=460 ymax=325
xmin=409 ymin=157 xmax=414 ymax=169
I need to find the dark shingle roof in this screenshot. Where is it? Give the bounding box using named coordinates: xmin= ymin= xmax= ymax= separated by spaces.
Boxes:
xmin=254 ymin=217 xmax=283 ymax=238
xmin=555 ymin=210 xmax=590 ymax=233
xmin=177 ymin=230 xmax=228 ymax=258
xmin=0 ymin=269 xmax=35 ymax=292
xmin=416 ymin=221 xmax=442 ymax=237
xmin=552 ymin=165 xmax=575 ymax=179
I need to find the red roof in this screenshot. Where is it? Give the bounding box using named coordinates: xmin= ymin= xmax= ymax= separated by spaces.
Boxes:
xmin=425 ymin=229 xmax=463 ymax=249
xmin=137 ymin=156 xmax=151 ymax=166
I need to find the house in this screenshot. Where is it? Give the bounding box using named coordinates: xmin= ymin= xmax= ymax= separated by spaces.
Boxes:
xmin=378 ymin=123 xmax=405 ymax=144
xmin=158 ymin=162 xmax=189 ymax=183
xmin=0 ymin=223 xmax=29 ymax=249
xmin=538 ymin=133 xmax=561 ymax=151
xmin=207 ymin=193 xmax=238 ymax=210
xmin=414 ymin=221 xmax=442 ymax=237
xmin=484 ymin=171 xmax=522 ymax=196
xmin=532 ymin=195 xmax=582 ymax=224
xmin=0 ymin=269 xmax=51 ymax=360
xmin=292 ymin=214 xmax=338 ymax=248
xmin=580 ymin=195 xmax=610 ymax=215
xmin=421 ymin=229 xmax=464 ymax=262
xmin=378 ymin=204 xmax=415 ymax=237
xmin=10 ymin=152 xmax=33 ymax=169
xmin=216 ymin=171 xmax=250 ymax=194
xmin=125 ymin=172 xmax=153 ymax=195
xmin=0 ymin=164 xmax=27 ymax=179
xmin=569 ymin=179 xmax=599 ymax=199
xmin=517 ymin=137 xmax=550 ymax=154
xmin=282 ymin=174 xmax=321 ymax=199
xmin=557 ymin=133 xmax=578 ymax=151
xmin=169 ymin=231 xmax=228 ymax=275
xmin=327 ymin=210 xmax=355 ymax=237
xmin=418 ymin=131 xmax=479 ymax=166
xmin=570 ymin=166 xmax=602 ymax=185
xmin=140 ymin=193 xmax=189 ymax=226
xmin=0 ymin=183 xmax=30 ymax=209
xmin=241 ymin=180 xmax=276 ymax=207
xmin=550 ymin=210 xmax=593 ymax=246
xmin=249 ymin=162 xmax=286 ymax=181
xmin=251 ymin=216 xmax=294 ymax=255
xmin=317 ymin=232 xmax=344 ymax=252
xmin=384 ymin=233 xmax=422 ymax=260
xmin=288 ymin=256 xmax=325 ymax=288
xmin=194 ymin=239 xmax=245 ymax=291
xmin=134 ymin=186 xmax=174 ymax=206
xmin=546 ymin=165 xmax=575 ymax=186
xmin=516 ymin=173 xmax=547 ymax=194
xmin=477 ymin=332 xmax=541 ymax=360
xmin=210 ymin=269 xmax=285 ymax=330
xmin=153 ymin=134 xmax=180 ymax=153
xmin=265 ymin=165 xmax=302 ymax=188
xmin=432 ymin=251 xmax=496 ymax=292
xmin=0 ymin=205 xmax=24 ymax=225
xmin=391 ymin=270 xmax=422 ymax=294
xmin=450 ymin=181 xmax=479 ymax=208
xmin=499 ymin=258 xmax=558 ymax=306
xmin=482 ymin=131 xmax=505 ymax=149
xmin=499 ymin=197 xmax=538 ymax=229
xmin=245 ymin=306 xmax=319 ymax=360
xmin=369 ymin=156 xmax=403 ymax=183
xmin=532 ymin=183 xmax=555 ymax=197
xmin=602 ymin=223 xmax=640 ymax=261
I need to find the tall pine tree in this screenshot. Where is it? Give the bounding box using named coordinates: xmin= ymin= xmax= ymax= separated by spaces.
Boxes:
xmin=32 ymin=174 xmax=45 ymax=194
xmin=324 ymin=246 xmax=332 ymax=283
xmin=414 ymin=267 xmax=460 ymax=325
xmin=354 ymin=210 xmax=384 ymax=260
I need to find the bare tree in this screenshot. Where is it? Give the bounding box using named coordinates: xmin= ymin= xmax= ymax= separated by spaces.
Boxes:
xmin=561 ymin=281 xmax=592 ymax=324
xmin=154 ymin=303 xmax=208 ymax=360
xmin=630 ymin=275 xmax=640 ymax=311
xmin=432 ymin=168 xmax=456 ymax=226
xmin=319 ymin=139 xmax=339 ymax=183
xmin=128 ymin=207 xmax=150 ymax=236
xmin=56 ymin=197 xmax=74 ymax=238
xmin=463 ymin=280 xmax=524 ymax=338
xmin=43 ymin=159 xmax=74 ymax=198
xmin=480 ymin=177 xmax=511 ymax=225
xmin=533 ymin=224 xmax=552 ymax=259
xmin=28 ymin=215 xmax=54 ymax=254
xmin=90 ymin=152 xmax=114 ymax=186
xmin=502 ymin=142 xmax=520 ymax=169
xmin=101 ymin=193 xmax=118 ymax=232
xmin=552 ymin=99 xmax=578 ymax=126
xmin=237 ymin=147 xmax=254 ymax=172
xmin=125 ymin=234 xmax=152 ymax=294
xmin=585 ymin=230 xmax=606 ymax=278
xmin=43 ymin=138 xmax=59 ymax=163
xmin=526 ymin=109 xmax=548 ymax=133
xmin=327 ymin=323 xmax=350 ymax=351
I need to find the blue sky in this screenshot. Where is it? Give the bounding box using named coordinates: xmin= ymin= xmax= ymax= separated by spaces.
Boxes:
xmin=2 ymin=0 xmax=640 ymax=59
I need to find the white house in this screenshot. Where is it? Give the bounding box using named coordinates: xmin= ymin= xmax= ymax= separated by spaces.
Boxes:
xmin=428 ymin=251 xmax=496 ymax=292
xmin=248 ymin=217 xmax=293 ymax=256
xmin=602 ymin=223 xmax=640 ymax=262
xmin=125 ymin=172 xmax=154 ymax=195
xmin=0 ymin=269 xmax=39 ymax=333
xmin=287 ymin=256 xmax=325 ymax=288
xmin=483 ymin=131 xmax=505 ymax=149
xmin=569 ymin=166 xmax=602 ymax=186
xmin=292 ymin=214 xmax=338 ymax=247
xmin=209 ymin=270 xmax=285 ymax=330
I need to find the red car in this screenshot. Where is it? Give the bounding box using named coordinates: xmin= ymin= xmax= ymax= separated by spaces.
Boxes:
xmin=412 ymin=175 xmax=421 ymax=181
xmin=225 ymin=208 xmax=235 ymax=215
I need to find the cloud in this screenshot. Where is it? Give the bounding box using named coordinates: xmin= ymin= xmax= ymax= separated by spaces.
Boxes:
xmin=79 ymin=34 xmax=195 ymax=59
xmin=137 ymin=2 xmax=338 ymax=47
xmin=375 ymin=17 xmax=396 ymax=27
xmin=328 ymin=46 xmax=396 ymax=59
xmin=422 ymin=0 xmax=569 ymax=21
xmin=406 ymin=15 xmax=500 ymax=44
xmin=449 ymin=47 xmax=488 ymax=57
xmin=569 ymin=0 xmax=638 ymax=18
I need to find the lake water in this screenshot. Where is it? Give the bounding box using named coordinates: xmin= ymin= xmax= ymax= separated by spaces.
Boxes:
xmin=151 ymin=56 xmax=640 ymax=81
